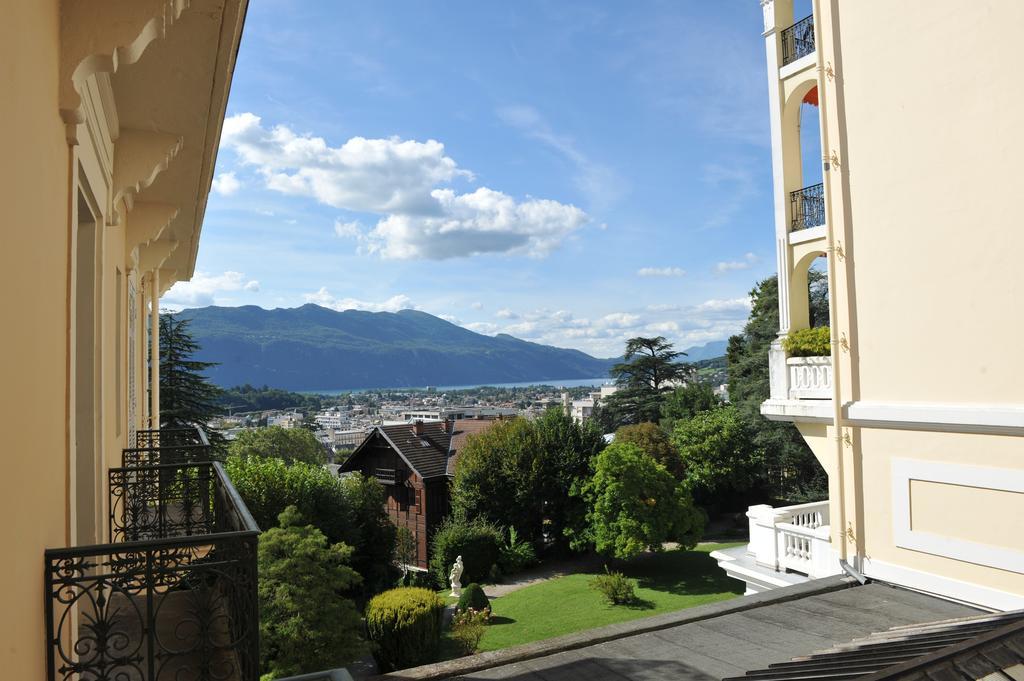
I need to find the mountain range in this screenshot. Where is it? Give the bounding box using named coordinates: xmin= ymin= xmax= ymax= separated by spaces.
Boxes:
xmin=178 ymin=304 xmax=619 ymax=391
xmin=177 ymin=305 xmax=728 ymax=391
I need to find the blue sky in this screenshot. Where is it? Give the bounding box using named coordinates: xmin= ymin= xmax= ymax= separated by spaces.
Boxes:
xmin=165 ymin=1 xmax=809 ymax=358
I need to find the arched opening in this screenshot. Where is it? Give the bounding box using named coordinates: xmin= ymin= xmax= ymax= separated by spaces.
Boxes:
xmin=789 ymin=250 xmax=829 ymax=332
xmin=790 ymin=85 xmax=824 ymax=232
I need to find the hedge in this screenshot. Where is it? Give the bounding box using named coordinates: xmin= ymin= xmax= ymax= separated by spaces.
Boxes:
xmin=782 ymin=326 xmax=831 ymax=357
xmin=429 ymin=516 xmax=502 ymax=587
xmin=365 ymin=587 xmax=445 ymax=672
xmin=456 ymin=583 xmax=490 ymax=614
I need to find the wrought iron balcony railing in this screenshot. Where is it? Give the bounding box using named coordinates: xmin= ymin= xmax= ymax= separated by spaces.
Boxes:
xmin=781 ymin=14 xmax=815 ymax=66
xmin=45 ymin=429 xmax=259 ymax=681
xmin=124 ymin=425 xmax=213 ymax=467
xmin=790 ymin=182 xmax=825 ymax=231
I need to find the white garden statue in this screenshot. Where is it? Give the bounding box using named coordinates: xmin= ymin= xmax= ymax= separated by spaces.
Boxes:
xmin=449 ymin=555 xmax=464 ymax=597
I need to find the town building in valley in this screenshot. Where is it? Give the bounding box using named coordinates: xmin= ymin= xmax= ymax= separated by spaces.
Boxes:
xmin=338 ymin=419 xmax=496 ymax=569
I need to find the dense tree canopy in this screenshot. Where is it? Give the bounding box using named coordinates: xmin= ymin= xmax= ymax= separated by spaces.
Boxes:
xmin=613 ymin=422 xmax=682 ymax=480
xmin=726 ymin=275 xmax=828 ymax=501
xmin=660 ymin=382 xmax=721 ymax=431
xmin=575 ymin=442 xmax=703 ymax=560
xmin=671 ymin=406 xmax=764 ymax=507
xmin=258 ymin=506 xmax=364 ymax=679
xmin=228 ymin=426 xmax=328 ymax=465
xmin=225 ymin=457 xmax=397 ymax=597
xmin=602 ymin=337 xmax=693 ymax=427
xmin=452 ymin=409 xmax=604 ymax=550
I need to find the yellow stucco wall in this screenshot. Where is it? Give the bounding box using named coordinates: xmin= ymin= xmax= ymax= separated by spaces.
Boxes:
xmin=0 ymin=1 xmax=69 ymax=676
xmin=830 ymin=1 xmax=1024 ymax=405
xmin=810 ymin=0 xmax=1024 ymax=605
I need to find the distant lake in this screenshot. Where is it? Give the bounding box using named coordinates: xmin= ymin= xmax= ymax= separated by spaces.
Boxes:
xmin=306 ymin=377 xmax=612 ymax=395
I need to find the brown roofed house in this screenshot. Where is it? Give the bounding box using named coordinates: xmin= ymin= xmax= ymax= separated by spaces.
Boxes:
xmin=339 ymin=418 xmax=496 ymax=570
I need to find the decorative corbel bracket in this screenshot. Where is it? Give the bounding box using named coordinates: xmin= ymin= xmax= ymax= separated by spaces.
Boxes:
xmin=139 ymin=237 xmax=179 ymax=273
xmin=111 ymin=129 xmax=183 ymax=225
xmin=125 ymin=202 xmax=179 ymax=264
xmin=158 ymin=268 xmax=179 ymax=297
xmin=59 ymin=0 xmax=191 ymax=143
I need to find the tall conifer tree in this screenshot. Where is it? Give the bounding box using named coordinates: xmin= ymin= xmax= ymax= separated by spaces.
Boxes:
xmin=159 ymin=313 xmax=224 ymax=444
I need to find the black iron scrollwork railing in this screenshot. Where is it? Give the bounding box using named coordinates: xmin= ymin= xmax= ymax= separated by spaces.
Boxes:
xmin=790 ymin=183 xmax=825 ymax=231
xmin=781 ymin=14 xmax=815 ymax=66
xmin=124 ymin=426 xmax=213 ymax=468
xmin=45 ymin=429 xmax=260 ymax=681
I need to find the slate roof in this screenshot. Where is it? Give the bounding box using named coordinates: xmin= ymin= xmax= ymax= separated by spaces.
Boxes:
xmin=724 ymin=610 xmax=1024 ymax=681
xmin=346 ymin=419 xmax=497 ymax=480
xmin=435 ymin=582 xmax=983 ymax=681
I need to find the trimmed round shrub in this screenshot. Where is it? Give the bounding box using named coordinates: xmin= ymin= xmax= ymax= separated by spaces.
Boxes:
xmin=429 ymin=517 xmax=502 ymax=587
xmin=456 ymin=583 xmax=490 ymax=614
xmin=365 ymin=587 xmax=445 ymax=672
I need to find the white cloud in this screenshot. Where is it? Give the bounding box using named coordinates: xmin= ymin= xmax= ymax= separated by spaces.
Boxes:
xmin=646 ymin=321 xmax=680 ymax=333
xmin=221 ymin=113 xmax=470 ymax=214
xmin=220 ymin=113 xmax=588 ymax=260
xmin=304 ymin=287 xmax=415 ymax=313
xmin=163 ymin=271 xmax=260 ymax=308
xmin=438 ymin=314 xmax=461 ymax=324
xmin=211 ymin=171 xmax=241 ymax=195
xmin=695 ymin=297 xmax=752 ymax=313
xmin=601 ymin=312 xmax=642 ymax=328
xmin=470 ymin=302 xmax=484 ymax=310
xmin=496 ymin=307 xmax=518 ymax=319
xmin=716 ymin=252 xmax=760 ymax=272
xmin=637 ymin=266 xmax=686 ymax=278
xmin=364 ymin=187 xmax=586 ymax=260
xmin=333 ymin=219 xmax=364 ymax=238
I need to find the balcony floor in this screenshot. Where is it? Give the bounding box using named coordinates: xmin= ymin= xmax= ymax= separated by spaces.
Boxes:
xmin=711 ymin=545 xmax=810 ymax=594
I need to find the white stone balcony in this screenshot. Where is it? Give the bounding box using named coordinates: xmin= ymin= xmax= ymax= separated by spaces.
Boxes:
xmin=711 ymin=500 xmax=841 ymax=595
xmin=761 ymin=339 xmax=834 ymax=422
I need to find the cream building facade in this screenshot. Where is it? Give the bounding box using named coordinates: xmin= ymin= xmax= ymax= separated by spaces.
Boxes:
xmin=718 ymin=0 xmax=1024 ymax=611
xmin=0 ymin=1 xmax=248 ymax=678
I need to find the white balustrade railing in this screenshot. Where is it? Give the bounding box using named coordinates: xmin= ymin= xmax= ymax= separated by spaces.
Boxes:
xmin=787 ymin=356 xmax=832 ymax=399
xmin=767 ymin=341 xmax=832 ymax=402
xmin=746 ymin=500 xmax=838 ymax=578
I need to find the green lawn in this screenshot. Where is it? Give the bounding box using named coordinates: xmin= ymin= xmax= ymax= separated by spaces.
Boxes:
xmin=447 ymin=543 xmax=743 ymax=655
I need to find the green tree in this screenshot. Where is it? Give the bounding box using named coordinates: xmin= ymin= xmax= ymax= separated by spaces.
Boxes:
xmin=225 ymin=455 xmax=352 ymax=543
xmin=451 ymin=410 xmax=604 ymax=549
xmin=394 ymin=527 xmax=417 ymax=578
xmin=671 ymin=406 xmax=763 ymax=507
xmin=258 ymin=506 xmax=364 ymax=680
xmin=452 ymin=418 xmax=544 ymax=543
xmin=576 ymin=442 xmax=703 ymax=560
xmin=660 ymin=382 xmax=721 ymax=431
xmin=159 ymin=313 xmax=224 ymax=444
xmin=604 ymin=337 xmax=692 ymax=426
xmin=613 ymin=422 xmax=682 ymax=479
xmin=727 ymin=275 xmax=828 ymax=501
xmin=225 ymin=456 xmax=397 ymax=598
xmin=533 ymin=408 xmax=606 ymax=551
xmin=340 ymin=472 xmax=398 ymax=596
xmin=228 ymin=425 xmax=327 ymax=465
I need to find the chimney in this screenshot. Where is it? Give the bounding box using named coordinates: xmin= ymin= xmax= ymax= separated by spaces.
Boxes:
xmin=412 ymin=420 xmax=424 ymax=436
xmin=444 ymin=417 xmax=455 ymax=435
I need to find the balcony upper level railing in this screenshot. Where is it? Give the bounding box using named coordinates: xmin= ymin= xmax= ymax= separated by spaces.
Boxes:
xmin=781 ymin=14 xmax=815 ymax=66
xmin=124 ymin=425 xmax=213 ymax=467
xmin=790 ymin=182 xmax=825 ymax=231
xmin=45 ymin=429 xmax=259 ymax=681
